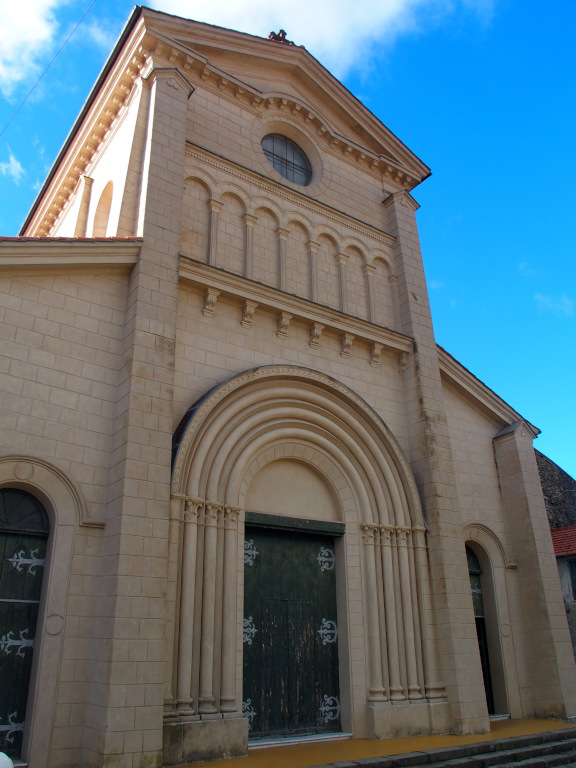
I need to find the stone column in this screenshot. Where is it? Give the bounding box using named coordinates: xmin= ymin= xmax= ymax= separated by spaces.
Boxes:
xmin=198 ymin=502 xmax=222 ymax=713
xmin=73 ymin=175 xmax=93 ymax=237
xmin=380 ymin=525 xmax=403 ymax=700
xmin=411 ymin=526 xmax=445 ymax=701
xmin=396 ymin=527 xmax=422 ymax=699
xmin=243 ymin=213 xmax=257 ymax=279
xmin=208 ymin=199 xmax=223 ymax=266
xmin=220 ymin=506 xmax=240 ymax=712
xmin=308 ymin=239 xmax=320 ymax=302
xmin=276 ymin=227 xmax=289 ymax=292
xmin=362 ymin=263 xmax=376 ymax=323
xmin=176 ymin=498 xmax=203 ymax=715
xmin=337 ymin=252 xmax=349 ymax=313
xmin=360 ymin=524 xmax=387 ymax=701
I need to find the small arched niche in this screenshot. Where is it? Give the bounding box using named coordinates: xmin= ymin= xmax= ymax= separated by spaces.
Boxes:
xmin=246 ymin=459 xmax=340 ymax=521
xmin=92 ymin=181 xmax=113 ymax=237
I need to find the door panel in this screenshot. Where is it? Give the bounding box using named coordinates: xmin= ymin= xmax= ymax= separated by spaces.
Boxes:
xmin=243 ymin=527 xmax=340 ymax=739
xmin=0 ymin=491 xmax=48 ymax=759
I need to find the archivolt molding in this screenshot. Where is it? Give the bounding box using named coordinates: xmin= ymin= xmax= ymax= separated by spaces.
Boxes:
xmin=171 ymin=365 xmax=422 ymax=527
xmin=183 ymin=169 xmax=217 ymax=195
xmin=0 ymin=453 xmax=92 ymax=527
xmin=464 ymin=522 xmax=516 ymax=569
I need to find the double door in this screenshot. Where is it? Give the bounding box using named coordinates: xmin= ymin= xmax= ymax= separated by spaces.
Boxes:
xmin=243 ymin=527 xmax=341 ymax=739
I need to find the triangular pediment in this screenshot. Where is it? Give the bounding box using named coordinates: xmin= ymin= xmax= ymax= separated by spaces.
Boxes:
xmin=141 ymin=8 xmax=429 ymax=184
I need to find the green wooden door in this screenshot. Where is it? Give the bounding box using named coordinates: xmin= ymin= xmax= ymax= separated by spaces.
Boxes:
xmin=243 ymin=527 xmax=341 ymax=739
xmin=0 ymin=490 xmax=49 ymax=759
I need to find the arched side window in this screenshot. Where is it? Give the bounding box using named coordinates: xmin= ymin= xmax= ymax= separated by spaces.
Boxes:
xmin=92 ymin=181 xmax=113 ymax=237
xmin=0 ymin=489 xmax=49 ymax=760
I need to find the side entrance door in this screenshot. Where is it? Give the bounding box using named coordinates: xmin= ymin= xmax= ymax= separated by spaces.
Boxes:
xmin=243 ymin=526 xmax=341 ymax=739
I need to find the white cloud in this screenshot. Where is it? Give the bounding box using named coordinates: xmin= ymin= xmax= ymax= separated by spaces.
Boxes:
xmin=534 ymin=293 xmax=574 ymax=318
xmin=153 ymin=0 xmax=496 ymax=77
xmin=429 ymin=279 xmax=446 ymax=290
xmin=0 ymin=149 xmax=25 ymax=184
xmin=0 ymin=0 xmax=64 ymax=98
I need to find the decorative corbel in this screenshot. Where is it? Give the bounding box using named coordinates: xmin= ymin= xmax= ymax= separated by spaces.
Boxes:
xmin=241 ymin=300 xmax=258 ymax=329
xmin=309 ymin=322 xmax=324 ymax=349
xmin=277 ymin=311 xmax=293 ymax=340
xmin=202 ymin=288 xmax=220 ymax=317
xmin=340 ymin=333 xmax=355 ymax=358
xmin=398 ymin=352 xmax=408 ymax=375
xmin=370 ymin=342 xmax=383 ymax=367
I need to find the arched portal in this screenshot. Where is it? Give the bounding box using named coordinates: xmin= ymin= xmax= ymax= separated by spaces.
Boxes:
xmin=166 ymin=366 xmax=445 ymax=761
xmin=465 ymin=536 xmax=510 ymax=717
xmin=0 ymin=489 xmax=49 ymax=759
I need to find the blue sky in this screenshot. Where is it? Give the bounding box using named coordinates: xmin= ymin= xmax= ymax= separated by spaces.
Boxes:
xmin=1 ymin=0 xmax=574 ymax=477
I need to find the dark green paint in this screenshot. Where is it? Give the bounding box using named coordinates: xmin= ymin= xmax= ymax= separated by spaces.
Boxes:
xmin=243 ymin=527 xmax=340 ymax=739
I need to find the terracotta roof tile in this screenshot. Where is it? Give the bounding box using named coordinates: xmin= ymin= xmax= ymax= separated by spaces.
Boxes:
xmin=551 ymin=525 xmax=576 ymax=557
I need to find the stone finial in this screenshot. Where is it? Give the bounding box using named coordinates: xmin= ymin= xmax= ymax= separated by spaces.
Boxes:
xmin=268 ymin=29 xmax=295 ymax=45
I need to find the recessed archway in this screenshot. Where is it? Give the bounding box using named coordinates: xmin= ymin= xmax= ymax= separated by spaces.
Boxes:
xmin=165 ymin=366 xmax=444 ymax=763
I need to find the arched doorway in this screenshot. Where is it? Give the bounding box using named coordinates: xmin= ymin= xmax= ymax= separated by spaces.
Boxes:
xmin=466 ymin=545 xmax=494 ymax=714
xmin=0 ymin=489 xmax=49 ymax=759
xmin=164 ymin=366 xmax=445 ymax=765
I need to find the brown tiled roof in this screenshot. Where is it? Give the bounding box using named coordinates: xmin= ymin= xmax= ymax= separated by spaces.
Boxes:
xmin=551 ymin=525 xmax=576 ymax=557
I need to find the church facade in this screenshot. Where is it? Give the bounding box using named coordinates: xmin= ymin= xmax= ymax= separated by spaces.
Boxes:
xmin=1 ymin=7 xmax=575 ymax=768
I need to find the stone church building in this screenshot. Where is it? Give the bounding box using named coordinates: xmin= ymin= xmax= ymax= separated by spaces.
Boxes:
xmin=1 ymin=7 xmax=574 ymax=768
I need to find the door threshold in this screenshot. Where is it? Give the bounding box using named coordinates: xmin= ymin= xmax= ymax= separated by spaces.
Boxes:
xmin=249 ymin=732 xmax=352 ymax=749
xmin=490 ymin=714 xmax=510 ymax=721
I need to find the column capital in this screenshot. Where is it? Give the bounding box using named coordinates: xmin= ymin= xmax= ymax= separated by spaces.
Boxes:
xmin=204 ymin=502 xmax=222 ymax=525
xmin=209 ymin=198 xmax=223 ymax=214
xmin=362 ymin=263 xmax=376 ymax=277
xmin=276 ymin=227 xmax=290 ymax=241
xmin=142 ymin=65 xmax=195 ymax=99
xmin=307 ymin=239 xmax=320 ymax=254
xmin=184 ymin=497 xmax=203 ymax=522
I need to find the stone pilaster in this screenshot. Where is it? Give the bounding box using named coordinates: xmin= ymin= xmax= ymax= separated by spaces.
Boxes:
xmin=383 ymin=190 xmax=488 ymax=733
xmin=494 ymin=422 xmax=576 ymax=718
xmin=81 ymin=66 xmax=194 ymax=768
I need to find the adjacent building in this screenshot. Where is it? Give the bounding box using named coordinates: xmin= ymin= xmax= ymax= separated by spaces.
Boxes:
xmin=1 ymin=7 xmax=575 ymax=767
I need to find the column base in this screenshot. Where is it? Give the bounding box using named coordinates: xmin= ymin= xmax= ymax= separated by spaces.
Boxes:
xmin=366 ymin=699 xmax=451 ymax=739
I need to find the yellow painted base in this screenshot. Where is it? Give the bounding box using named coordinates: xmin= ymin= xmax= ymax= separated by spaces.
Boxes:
xmin=183 ymin=719 xmax=575 ymax=768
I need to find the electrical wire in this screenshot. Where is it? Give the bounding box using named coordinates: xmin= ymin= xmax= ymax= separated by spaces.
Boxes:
xmin=0 ymin=0 xmax=98 ymax=140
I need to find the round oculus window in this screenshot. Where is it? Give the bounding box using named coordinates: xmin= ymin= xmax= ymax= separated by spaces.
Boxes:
xmin=261 ymin=134 xmax=312 ymax=186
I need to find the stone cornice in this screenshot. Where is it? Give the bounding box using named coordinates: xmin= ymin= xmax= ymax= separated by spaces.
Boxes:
xmin=185 ymin=144 xmax=396 ymax=249
xmin=437 ymin=345 xmax=539 ymax=434
xmin=179 ymin=256 xmax=413 ymax=357
xmin=0 ymin=238 xmax=141 ymax=273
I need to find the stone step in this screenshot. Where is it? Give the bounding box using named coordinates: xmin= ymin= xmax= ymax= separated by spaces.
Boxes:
xmin=313 ymin=728 xmax=576 ymax=768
